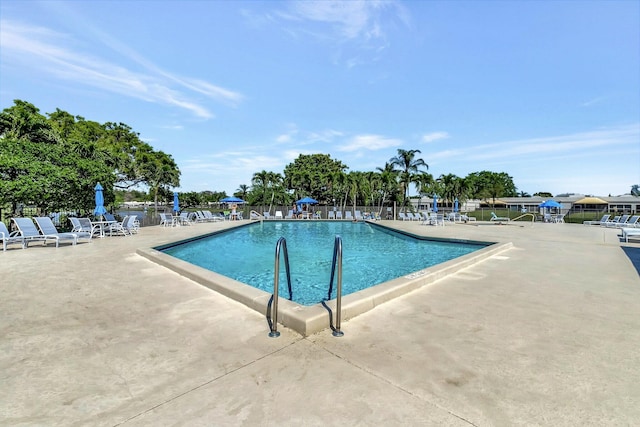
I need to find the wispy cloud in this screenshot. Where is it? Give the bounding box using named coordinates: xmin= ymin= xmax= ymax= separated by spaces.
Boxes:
xmin=338 ymin=134 xmax=403 ymax=152
xmin=271 ymin=0 xmax=410 ymax=67
xmin=430 ymin=124 xmax=639 ymax=163
xmin=0 ymin=20 xmax=243 ymax=118
xmin=422 ymin=131 xmax=450 ymax=143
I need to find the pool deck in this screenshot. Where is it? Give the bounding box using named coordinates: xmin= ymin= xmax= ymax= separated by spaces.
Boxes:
xmin=2 ymin=219 xmax=639 ymax=425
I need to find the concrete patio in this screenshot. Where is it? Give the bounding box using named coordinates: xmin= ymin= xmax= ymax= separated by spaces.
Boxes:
xmin=1 ymin=219 xmax=639 ymax=426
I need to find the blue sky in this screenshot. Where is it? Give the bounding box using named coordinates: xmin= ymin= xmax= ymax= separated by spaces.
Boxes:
xmin=1 ymin=0 xmax=639 ymax=197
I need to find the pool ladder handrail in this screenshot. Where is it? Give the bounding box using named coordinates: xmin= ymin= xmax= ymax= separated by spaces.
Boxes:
xmin=267 ymin=237 xmax=293 ymax=337
xmin=322 ymin=235 xmax=344 ymax=337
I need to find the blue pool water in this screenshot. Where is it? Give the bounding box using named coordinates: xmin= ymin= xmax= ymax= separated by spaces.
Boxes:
xmin=161 ymin=221 xmax=485 ymax=306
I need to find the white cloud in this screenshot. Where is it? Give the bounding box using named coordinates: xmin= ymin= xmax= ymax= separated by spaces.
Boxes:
xmin=422 ymin=131 xmax=450 ymax=143
xmin=338 ymin=134 xmax=402 ymax=152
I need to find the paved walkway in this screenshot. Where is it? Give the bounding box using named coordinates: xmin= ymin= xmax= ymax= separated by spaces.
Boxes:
xmin=1 ymin=220 xmax=639 ymax=426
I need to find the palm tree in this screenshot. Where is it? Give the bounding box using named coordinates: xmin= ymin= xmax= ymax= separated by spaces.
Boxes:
xmin=389 ymin=149 xmax=428 ymax=211
xmin=235 ymin=184 xmax=249 ymax=200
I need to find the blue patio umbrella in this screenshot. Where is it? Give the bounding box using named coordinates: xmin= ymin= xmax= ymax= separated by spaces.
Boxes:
xmin=220 ymin=196 xmax=245 ymax=204
xmin=454 ymin=198 xmax=459 ymax=212
xmin=539 ymin=200 xmax=561 ymax=209
xmin=93 ymin=183 xmax=107 ymax=216
xmin=296 ymin=197 xmax=318 ymax=205
xmin=433 ymin=194 xmax=438 ymax=212
xmin=173 ymin=192 xmax=180 ymax=213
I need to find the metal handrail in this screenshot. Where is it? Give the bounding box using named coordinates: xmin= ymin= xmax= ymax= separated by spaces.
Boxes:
xmin=267 ymin=237 xmax=292 ymax=337
xmin=322 ymin=236 xmax=344 ymax=337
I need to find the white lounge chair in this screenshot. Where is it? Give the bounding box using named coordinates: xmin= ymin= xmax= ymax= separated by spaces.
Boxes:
xmin=263 ymin=212 xmax=272 ymax=220
xmin=335 ymin=211 xmax=343 ymax=220
xmin=33 ymin=217 xmax=89 ymax=246
xmin=354 ymin=211 xmax=363 ymax=220
xmin=490 ymin=212 xmax=510 ymax=222
xmin=285 ymin=210 xmax=294 ymax=219
xmin=345 ymin=211 xmax=353 ymax=220
xmin=620 ymin=228 xmax=640 ymax=242
xmin=606 ymin=214 xmax=629 ymax=228
xmin=615 ymin=215 xmax=639 ymax=228
xmin=398 ymin=212 xmax=409 ymax=221
xmin=583 ymin=214 xmax=610 ymax=226
xmin=0 ymin=221 xmax=26 ymax=250
xmin=328 ymin=211 xmax=335 ymax=220
xmin=275 ymin=211 xmax=283 ymax=220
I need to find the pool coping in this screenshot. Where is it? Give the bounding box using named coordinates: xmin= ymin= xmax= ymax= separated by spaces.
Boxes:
xmin=137 ymin=223 xmax=513 ymax=336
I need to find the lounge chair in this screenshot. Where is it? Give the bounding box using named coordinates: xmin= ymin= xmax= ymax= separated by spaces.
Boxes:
xmin=583 ymin=214 xmax=610 ymax=226
xmin=314 ymin=211 xmax=322 ymax=219
xmin=604 ymin=216 xmax=621 ymax=227
xmin=33 ymin=217 xmax=87 ymax=246
xmin=345 ymin=211 xmax=353 ymax=220
xmin=626 ymin=215 xmax=640 ymax=228
xmin=328 ymin=211 xmax=335 ymax=220
xmin=179 ymin=212 xmax=194 ymax=225
xmin=354 ymin=211 xmax=363 ymax=220
xmin=159 ymin=213 xmax=172 ymax=227
xmin=621 ymin=227 xmax=640 ymax=242
xmin=0 ymin=221 xmax=26 ymax=250
xmin=285 ymin=210 xmax=294 ymax=219
xmin=490 ymin=212 xmax=510 ymax=222
xmin=335 ymin=211 xmax=343 ymax=220
xmin=263 ymin=212 xmax=272 ymax=220
xmin=275 ymin=211 xmax=283 ymax=220
xmin=606 ymin=214 xmax=629 ymax=228
xmin=398 ymin=212 xmax=409 ymax=221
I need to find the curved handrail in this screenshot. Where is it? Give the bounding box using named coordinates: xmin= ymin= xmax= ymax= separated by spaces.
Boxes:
xmin=511 ymin=212 xmax=536 ymax=224
xmin=321 ymin=236 xmax=344 ymax=337
xmin=267 ymin=237 xmax=292 ymax=337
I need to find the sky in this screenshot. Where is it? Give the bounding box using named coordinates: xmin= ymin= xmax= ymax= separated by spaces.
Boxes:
xmin=1 ymin=0 xmax=639 ymax=198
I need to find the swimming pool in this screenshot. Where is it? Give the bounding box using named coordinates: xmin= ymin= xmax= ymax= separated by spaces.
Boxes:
xmin=139 ymin=221 xmax=510 ymax=335
xmin=159 ymin=221 xmax=487 ymax=305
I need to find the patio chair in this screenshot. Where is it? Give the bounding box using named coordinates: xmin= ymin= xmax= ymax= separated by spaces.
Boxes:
xmin=335 ymin=211 xmax=343 ymax=220
xmin=607 ymin=214 xmax=630 ymax=228
xmin=263 ymin=212 xmax=272 ymax=220
xmin=345 ymin=211 xmax=353 ymax=220
xmin=614 ymin=215 xmax=639 ymax=228
xmin=398 ymin=212 xmax=409 ymax=221
xmin=314 ymin=211 xmax=322 ymax=219
xmin=603 ymin=215 xmax=621 ymax=227
xmin=285 ymin=210 xmax=294 ymax=219
xmin=583 ymin=214 xmax=610 ymax=226
xmin=328 ymin=211 xmax=335 ymax=220
xmin=125 ymin=215 xmax=139 ymax=233
xmin=490 ymin=212 xmax=510 ymax=222
xmin=70 ymin=217 xmax=101 ymax=238
xmin=621 ymin=227 xmax=640 ymax=242
xmin=354 ymin=211 xmax=363 ymax=220
xmin=0 ymin=221 xmax=26 ymax=251
xmin=203 ymin=211 xmax=224 ymax=222
xmin=159 ymin=213 xmax=172 ymax=227
xmin=275 ymin=211 xmax=283 ymax=220
xmin=107 ymin=215 xmax=130 ymax=236
xmin=31 ymin=217 xmax=84 ymax=246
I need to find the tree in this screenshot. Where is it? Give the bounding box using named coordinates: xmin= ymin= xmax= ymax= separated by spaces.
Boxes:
xmin=283 ymin=154 xmax=348 ymax=204
xmin=533 ymin=191 xmax=553 ymax=198
xmin=465 ymin=171 xmax=517 ymax=204
xmin=389 ymin=149 xmax=428 ymax=210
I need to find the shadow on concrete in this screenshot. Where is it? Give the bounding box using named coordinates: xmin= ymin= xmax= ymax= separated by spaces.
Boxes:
xmin=621 ymin=246 xmax=640 ymax=277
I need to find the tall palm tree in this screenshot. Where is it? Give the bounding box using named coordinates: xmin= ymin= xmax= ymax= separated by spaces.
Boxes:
xmin=389 ymin=149 xmax=428 ymax=211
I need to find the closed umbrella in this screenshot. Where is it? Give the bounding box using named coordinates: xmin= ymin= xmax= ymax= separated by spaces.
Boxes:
xmin=454 ymin=198 xmax=459 ymax=213
xmin=93 ymin=183 xmax=107 ymax=217
xmin=173 ymin=192 xmax=180 ymax=213
xmin=433 ymin=194 xmax=438 ymax=213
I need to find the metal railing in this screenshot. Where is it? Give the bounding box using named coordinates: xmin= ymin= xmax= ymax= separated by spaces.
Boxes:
xmin=321 ymin=236 xmax=344 ymax=337
xmin=266 ymin=237 xmax=292 ymax=338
